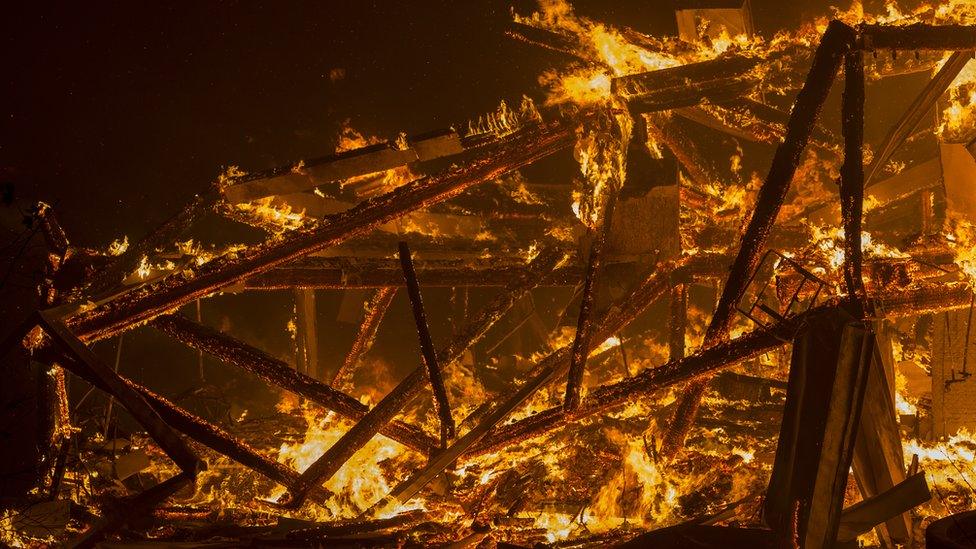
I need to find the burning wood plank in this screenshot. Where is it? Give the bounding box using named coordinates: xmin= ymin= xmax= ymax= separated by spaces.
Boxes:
xmin=151 ymin=314 xmax=439 ymax=454
xmin=84 ymin=189 xmax=220 ymax=297
xmin=278 ymin=249 xmax=562 ymax=508
xmin=659 ymin=20 xmax=857 ymax=460
xmin=223 ymin=130 xmax=463 ymax=204
xmin=332 ymin=286 xmax=397 ymax=388
xmin=836 ymin=472 xmax=930 ymax=543
xmin=66 ymin=119 xmax=576 ymax=342
xmin=398 ymin=241 xmax=456 ymax=445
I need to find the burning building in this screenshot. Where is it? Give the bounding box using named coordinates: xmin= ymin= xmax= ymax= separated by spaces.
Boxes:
xmin=6 ymin=0 xmax=976 ymax=547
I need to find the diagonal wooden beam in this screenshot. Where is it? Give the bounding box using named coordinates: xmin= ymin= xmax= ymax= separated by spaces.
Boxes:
xmin=865 ymin=49 xmax=973 ymax=188
xmin=398 ymin=241 xmax=456 ymax=445
xmin=151 ymin=314 xmax=439 ymax=454
xmin=564 ymin=195 xmax=615 ymax=411
xmin=332 ymin=287 xmax=397 ymax=389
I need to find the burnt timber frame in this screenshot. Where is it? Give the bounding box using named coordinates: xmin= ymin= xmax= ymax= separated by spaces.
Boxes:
xmin=12 ymin=20 xmax=976 ymax=544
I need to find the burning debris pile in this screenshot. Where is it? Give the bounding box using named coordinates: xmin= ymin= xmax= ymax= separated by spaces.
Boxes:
xmin=9 ymin=1 xmax=976 ymax=547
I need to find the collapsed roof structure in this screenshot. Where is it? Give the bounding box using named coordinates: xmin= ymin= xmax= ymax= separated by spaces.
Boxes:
xmin=7 ymin=1 xmax=976 ymax=547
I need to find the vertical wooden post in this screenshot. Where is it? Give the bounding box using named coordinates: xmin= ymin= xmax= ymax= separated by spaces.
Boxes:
xmin=293 ymin=289 xmax=319 ymax=380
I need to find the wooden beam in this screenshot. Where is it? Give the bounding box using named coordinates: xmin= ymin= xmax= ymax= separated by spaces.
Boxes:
xmin=151 ymin=314 xmax=439 ymax=454
xmin=764 ymin=307 xmax=874 ymax=548
xmin=293 ymin=288 xmax=319 ymax=379
xmin=564 ymin=196 xmax=615 ymax=411
xmin=860 ymin=23 xmax=976 ymax=51
xmin=399 ymin=241 xmax=456 ymax=445
xmin=332 ymin=287 xmax=397 ymax=388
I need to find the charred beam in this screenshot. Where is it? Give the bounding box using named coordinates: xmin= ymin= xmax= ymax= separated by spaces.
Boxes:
xmin=332 ymin=287 xmax=397 ymax=388
xmin=398 ymin=241 xmax=455 ymax=445
xmin=669 ymin=283 xmax=688 ymax=361
xmin=223 ymin=131 xmax=463 ymax=203
xmin=860 ymin=23 xmax=976 ymax=51
xmin=564 ymin=196 xmax=615 ymax=411
xmin=659 ymin=20 xmax=857 ymax=460
xmin=840 ymin=50 xmax=867 ymax=312
xmin=151 ymin=314 xmax=439 ymax=454
xmin=67 ymin=119 xmax=577 ymax=342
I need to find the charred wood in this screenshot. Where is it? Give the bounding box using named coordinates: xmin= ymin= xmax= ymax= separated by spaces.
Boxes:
xmin=151 ymin=313 xmax=439 ymax=454
xmin=37 ymin=311 xmax=202 ymax=475
xmin=564 ymin=195 xmax=615 ymax=411
xmin=399 ymin=241 xmax=456 ymax=445
xmin=840 ymin=50 xmax=867 ymax=312
xmin=860 ymin=23 xmax=976 ymax=51
xmin=332 ymin=287 xmax=397 ymax=388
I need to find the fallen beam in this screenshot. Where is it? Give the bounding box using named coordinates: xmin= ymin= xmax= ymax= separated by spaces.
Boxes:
xmin=67 ymin=119 xmax=577 ymax=342
xmin=837 ymin=472 xmax=930 ymax=542
xmin=151 ymin=314 xmax=439 ymax=454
